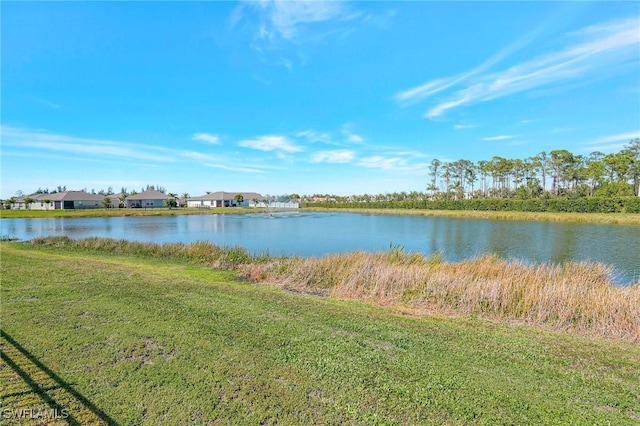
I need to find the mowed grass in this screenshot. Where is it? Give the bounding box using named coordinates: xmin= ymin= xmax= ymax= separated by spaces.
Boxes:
xmin=0 ymin=207 xmax=258 ymax=219
xmin=1 ymin=243 xmax=639 ymax=425
xmin=3 ymin=207 xmax=640 ymax=224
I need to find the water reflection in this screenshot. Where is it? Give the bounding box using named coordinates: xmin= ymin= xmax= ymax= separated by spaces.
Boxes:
xmin=2 ymin=212 xmax=638 ymax=284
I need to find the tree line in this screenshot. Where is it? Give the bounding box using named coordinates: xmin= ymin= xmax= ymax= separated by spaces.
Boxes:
xmin=303 ymin=138 xmax=640 ymax=204
xmin=426 ymin=139 xmax=640 ymax=200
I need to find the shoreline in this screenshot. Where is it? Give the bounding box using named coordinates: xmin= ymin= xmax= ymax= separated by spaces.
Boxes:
xmin=304 ymin=207 xmax=640 ymax=225
xmin=2 ymin=206 xmax=640 ymax=225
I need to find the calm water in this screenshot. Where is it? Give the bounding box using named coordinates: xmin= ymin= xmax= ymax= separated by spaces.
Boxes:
xmin=2 ymin=212 xmax=639 ymax=284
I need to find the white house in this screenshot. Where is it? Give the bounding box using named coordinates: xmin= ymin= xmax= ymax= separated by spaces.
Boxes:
xmin=187 ymin=191 xmax=263 ymax=208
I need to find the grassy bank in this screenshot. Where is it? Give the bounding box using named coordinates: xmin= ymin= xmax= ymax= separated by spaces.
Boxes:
xmin=22 ymin=237 xmax=640 ymax=343
xmin=2 ymin=241 xmax=639 ymax=424
xmin=0 ymin=207 xmax=260 ymax=219
xmin=305 ymin=207 xmax=640 ymax=225
xmin=3 ymin=206 xmax=640 ymax=224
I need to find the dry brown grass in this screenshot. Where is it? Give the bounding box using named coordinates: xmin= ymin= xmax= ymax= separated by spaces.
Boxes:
xmin=240 ymin=251 xmax=640 ymax=343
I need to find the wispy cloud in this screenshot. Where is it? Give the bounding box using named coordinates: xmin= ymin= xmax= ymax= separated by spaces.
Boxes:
xmin=340 ymin=123 xmax=365 ymax=144
xmin=1 ymin=126 xmax=177 ymax=163
xmin=394 ymin=21 xmax=545 ymax=107
xmin=482 ymin=135 xmax=517 ymax=141
xmin=34 ymin=98 xmax=62 ymax=110
xmin=395 ymin=16 xmax=640 ymax=119
xmin=192 ymin=133 xmax=221 ymax=145
xmin=236 ymin=0 xmax=362 ymax=47
xmin=204 ymin=163 xmax=266 ymax=174
xmin=592 ymin=130 xmax=640 ymax=144
xmin=346 ymin=134 xmax=363 ymax=143
xmin=296 ymin=129 xmax=334 ymax=144
xmin=454 ymin=124 xmax=478 ymax=130
xmin=584 ymin=130 xmax=640 ymax=153
xmin=357 ymin=155 xmax=428 ymax=173
xmin=238 ymin=135 xmax=303 ymax=153
xmin=0 ymin=126 xmax=274 ymax=175
xmin=259 ymin=1 xmax=348 ymax=41
xmin=310 ymin=150 xmax=355 ymax=163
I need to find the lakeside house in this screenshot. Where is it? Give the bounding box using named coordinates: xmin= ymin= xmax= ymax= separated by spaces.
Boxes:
xmin=17 ymin=191 xmax=105 ymax=210
xmin=186 ymin=191 xmax=264 ymax=208
xmin=126 ymin=189 xmax=168 ymax=208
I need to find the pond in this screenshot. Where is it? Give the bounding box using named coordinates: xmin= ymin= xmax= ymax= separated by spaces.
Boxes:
xmin=2 ymin=212 xmax=639 ymax=284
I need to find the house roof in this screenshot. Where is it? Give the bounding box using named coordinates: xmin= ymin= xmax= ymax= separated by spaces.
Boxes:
xmin=188 ymin=191 xmax=263 ymax=201
xmin=126 ymin=190 xmax=168 ymax=200
xmin=31 ymin=191 xmax=105 ymax=202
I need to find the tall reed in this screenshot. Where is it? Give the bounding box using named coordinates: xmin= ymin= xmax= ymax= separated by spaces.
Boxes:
xmin=241 ymin=251 xmax=640 ymax=343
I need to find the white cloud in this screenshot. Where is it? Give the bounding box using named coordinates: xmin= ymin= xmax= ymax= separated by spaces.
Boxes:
xmin=454 ymin=124 xmax=478 ymax=130
xmin=310 ymin=150 xmax=355 ymax=163
xmin=268 ymin=1 xmax=346 ymax=40
xmin=192 ymin=133 xmax=221 ymax=145
xmin=347 ymin=134 xmax=363 ymax=143
xmin=244 ymin=0 xmax=359 ymax=43
xmin=584 ymin=131 xmax=640 ymax=153
xmin=356 ymin=155 xmax=428 ymax=173
xmin=396 ymin=16 xmax=640 ymax=119
xmin=296 ymin=129 xmax=334 ymax=144
xmin=1 ymin=126 xmax=177 ymax=163
xmin=238 ymin=135 xmax=303 ymax=153
xmin=395 ymin=21 xmax=544 ymax=107
xmin=34 ymin=98 xmax=62 ymax=110
xmin=394 ymin=77 xmax=457 ymax=106
xmin=358 ymin=156 xmax=403 ymax=170
xmin=204 ymin=163 xmax=266 ymax=174
xmin=340 ymin=123 xmax=364 ymax=144
xmin=592 ymin=131 xmax=640 ymax=144
xmin=0 ymin=126 xmax=276 ymax=176
xmin=482 ymin=135 xmax=517 ymax=141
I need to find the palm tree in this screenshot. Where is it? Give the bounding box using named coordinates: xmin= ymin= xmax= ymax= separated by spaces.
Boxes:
xmin=6 ymin=196 xmax=17 ymax=209
xmin=23 ymin=197 xmax=35 ymax=210
xmin=118 ymin=193 xmax=127 ymax=208
xmin=428 ymin=159 xmax=441 ymax=196
xmin=165 ymin=193 xmax=178 ymax=209
xmin=102 ymin=197 xmax=111 ymax=209
xmin=41 ymin=198 xmax=51 ymax=211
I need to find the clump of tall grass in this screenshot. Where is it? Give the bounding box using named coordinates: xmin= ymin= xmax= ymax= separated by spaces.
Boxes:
xmin=240 ymin=248 xmax=640 ymax=343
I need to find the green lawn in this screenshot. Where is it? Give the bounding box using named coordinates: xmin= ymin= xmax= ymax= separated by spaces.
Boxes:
xmin=0 ymin=207 xmax=258 ymax=219
xmin=1 ymin=242 xmax=639 ymax=425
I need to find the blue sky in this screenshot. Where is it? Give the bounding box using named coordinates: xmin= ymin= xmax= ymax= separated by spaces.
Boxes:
xmin=1 ymin=1 xmax=639 ymax=198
